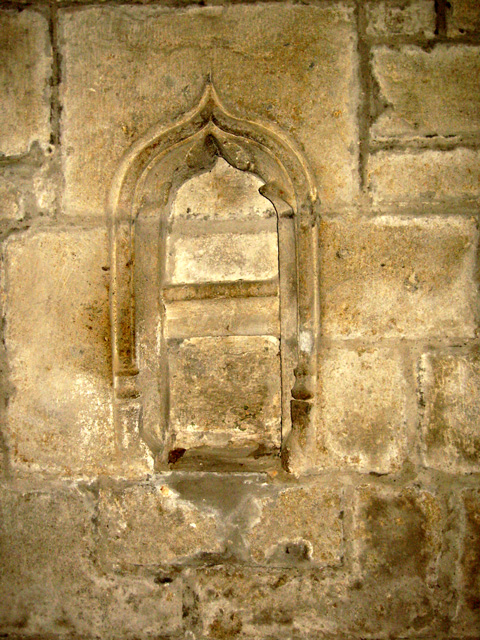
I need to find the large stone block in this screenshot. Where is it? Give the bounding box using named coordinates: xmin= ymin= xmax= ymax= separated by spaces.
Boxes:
xmin=0 ymin=484 xmax=95 ymax=635
xmin=60 ymin=3 xmax=358 ymax=216
xmin=246 ymin=485 xmax=343 ymax=566
xmin=454 ymin=489 xmax=480 ymax=634
xmin=0 ymin=10 xmax=51 ymax=156
xmin=97 ymin=480 xmax=226 ymax=569
xmin=368 ymin=148 xmax=480 ymax=206
xmin=371 ymin=45 xmax=480 ymax=140
xmin=169 ymin=336 xmax=281 ymax=452
xmin=319 ymin=216 xmax=478 ymax=339
xmin=419 ymin=349 xmax=480 ymax=473
xmin=365 ymin=0 xmax=435 ymax=38
xmin=315 ymin=347 xmax=407 ymax=473
xmin=2 ymin=228 xmax=148 ymax=476
xmin=354 ymin=486 xmax=442 ymax=582
xmin=447 ymin=0 xmax=480 ymax=36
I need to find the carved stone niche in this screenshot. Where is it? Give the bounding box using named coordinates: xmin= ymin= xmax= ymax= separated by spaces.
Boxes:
xmin=109 ymin=84 xmax=319 ymax=473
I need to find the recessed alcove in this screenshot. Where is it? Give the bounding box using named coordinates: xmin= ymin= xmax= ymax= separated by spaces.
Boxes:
xmin=109 ymin=85 xmax=319 ymax=473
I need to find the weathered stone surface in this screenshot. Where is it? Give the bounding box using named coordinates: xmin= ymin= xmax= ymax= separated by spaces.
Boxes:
xmin=366 ymin=0 xmax=435 ymax=38
xmin=2 ymin=228 xmax=134 ymax=476
xmin=0 ymin=10 xmax=51 ymax=156
xmin=246 ymin=485 xmax=343 ymax=566
xmin=166 ymin=230 xmax=278 ymax=284
xmin=319 ymin=216 xmax=478 ymax=339
xmin=371 ymin=45 xmax=480 ymax=140
xmin=368 ymin=148 xmax=480 ymax=205
xmin=166 ymin=296 xmax=279 ymax=339
xmin=354 ymin=486 xmax=442 ymax=582
xmin=169 ymin=336 xmax=281 ymax=451
xmin=0 ymin=485 xmax=95 ymax=635
xmin=315 ymin=347 xmax=407 ymax=472
xmin=172 ymin=158 xmax=275 ymax=221
xmin=60 ymin=3 xmax=358 ymax=216
xmin=97 ymin=481 xmax=226 ymax=568
xmin=447 ymin=0 xmax=480 ymax=36
xmin=0 ymin=176 xmax=22 ymax=221
xmin=454 ymin=489 xmax=480 ymax=634
xmin=419 ymin=349 xmax=480 ymax=473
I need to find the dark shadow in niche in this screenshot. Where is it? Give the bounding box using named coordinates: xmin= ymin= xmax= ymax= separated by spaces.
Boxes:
xmin=109 ymin=82 xmax=319 ymax=473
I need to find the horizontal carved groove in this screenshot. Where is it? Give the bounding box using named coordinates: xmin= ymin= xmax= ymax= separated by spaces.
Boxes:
xmin=162 ymin=278 xmax=279 ymax=302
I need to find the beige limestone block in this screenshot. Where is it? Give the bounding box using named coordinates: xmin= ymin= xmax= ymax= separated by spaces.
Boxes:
xmin=2 ymin=228 xmax=128 ymax=477
xmin=166 ymin=230 xmax=278 ymax=284
xmin=454 ymin=489 xmax=480 ymax=634
xmin=447 ymin=0 xmax=480 ymax=36
xmin=315 ymin=347 xmax=407 ymax=473
xmin=366 ymin=0 xmax=435 ymax=38
xmin=97 ymin=481 xmax=225 ymax=567
xmin=247 ymin=485 xmax=343 ymax=566
xmin=368 ymin=148 xmax=480 ymax=206
xmin=0 ymin=10 xmax=51 ymax=156
xmin=60 ymin=3 xmax=358 ymax=216
xmin=354 ymin=486 xmax=442 ymax=581
xmin=419 ymin=350 xmax=480 ymax=473
xmin=0 ymin=176 xmax=22 ymax=221
xmin=371 ymin=45 xmax=480 ymax=139
xmin=169 ymin=336 xmax=281 ymax=451
xmin=319 ymin=216 xmax=478 ymax=339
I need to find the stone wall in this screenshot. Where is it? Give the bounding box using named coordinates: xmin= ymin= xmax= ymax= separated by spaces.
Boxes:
xmin=0 ymin=0 xmax=479 ymax=638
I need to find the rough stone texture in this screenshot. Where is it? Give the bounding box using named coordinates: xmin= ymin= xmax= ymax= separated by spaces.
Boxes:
xmin=97 ymin=481 xmax=226 ymax=568
xmin=169 ymin=336 xmax=281 ymax=451
xmin=166 ymin=230 xmax=278 ymax=284
xmin=2 ymin=228 xmax=121 ymax=477
xmin=60 ymin=3 xmax=358 ymax=216
xmin=368 ymin=148 xmax=480 ymax=205
xmin=365 ymin=0 xmax=435 ymax=38
xmin=319 ymin=216 xmax=478 ymax=339
xmin=0 ymin=10 xmax=51 ymax=156
xmin=371 ymin=45 xmax=480 ymax=140
xmin=447 ymin=0 xmax=480 ymax=36
xmin=315 ymin=346 xmax=407 ymax=473
xmin=0 ymin=175 xmax=22 ymax=221
xmin=454 ymin=489 xmax=480 ymax=634
xmin=246 ymin=485 xmax=343 ymax=566
xmin=419 ymin=349 xmax=480 ymax=473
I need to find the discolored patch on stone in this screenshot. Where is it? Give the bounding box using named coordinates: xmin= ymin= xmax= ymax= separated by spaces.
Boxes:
xmin=354 ymin=486 xmax=442 ymax=582
xmin=419 ymin=349 xmax=480 ymax=473
xmin=247 ymin=485 xmax=343 ymax=566
xmin=97 ymin=481 xmax=225 ymax=568
xmin=60 ymin=3 xmax=358 ymax=216
xmin=0 ymin=10 xmax=51 ymax=155
xmin=319 ymin=216 xmax=478 ymax=339
xmin=1 ymin=228 xmax=141 ymax=476
xmin=366 ymin=0 xmax=435 ymax=38
xmin=371 ymin=45 xmax=480 ymax=140
xmin=368 ymin=148 xmax=480 ymax=206
xmin=315 ymin=346 xmax=407 ymax=473
xmin=447 ymin=0 xmax=480 ymax=36
xmin=169 ymin=336 xmax=281 ymax=453
xmin=454 ymin=489 xmax=480 ymax=634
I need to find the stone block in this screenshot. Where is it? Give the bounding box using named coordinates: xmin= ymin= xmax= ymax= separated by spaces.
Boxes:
xmin=60 ymin=3 xmax=358 ymax=216
xmin=0 ymin=10 xmax=51 ymax=156
xmin=419 ymin=349 xmax=480 ymax=473
xmin=454 ymin=489 xmax=480 ymax=633
xmin=169 ymin=336 xmax=281 ymax=451
xmin=246 ymin=485 xmax=343 ymax=566
xmin=371 ymin=45 xmax=480 ymax=140
xmin=0 ymin=485 xmax=95 ymax=635
xmin=368 ymin=148 xmax=480 ymax=205
xmin=315 ymin=347 xmax=407 ymax=473
xmin=447 ymin=0 xmax=480 ymax=36
xmin=365 ymin=0 xmax=435 ymax=38
xmin=354 ymin=486 xmax=442 ymax=582
xmin=97 ymin=480 xmax=226 ymax=568
xmin=0 ymin=176 xmax=22 ymax=221
xmin=1 ymin=228 xmax=147 ymax=476
xmin=166 ymin=230 xmax=278 ymax=284
xmin=319 ymin=216 xmax=478 ymax=339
